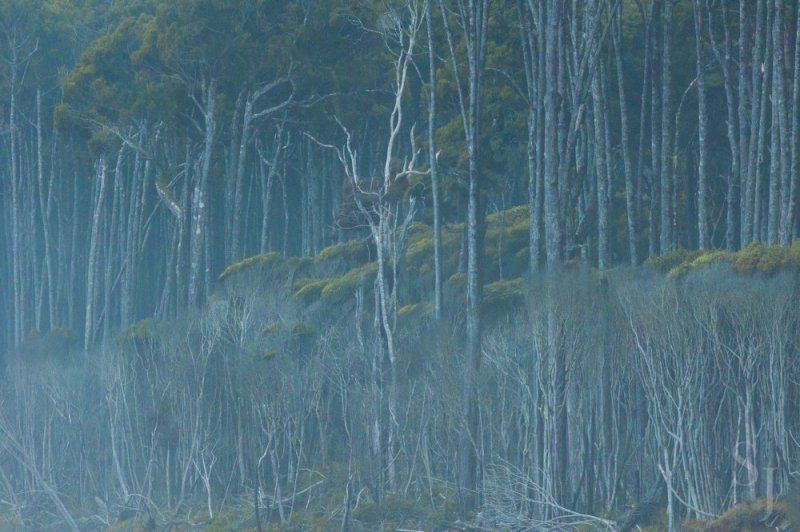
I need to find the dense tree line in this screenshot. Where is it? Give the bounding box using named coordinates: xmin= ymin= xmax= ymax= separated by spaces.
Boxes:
xmin=1 ymin=0 xmax=799 ymax=529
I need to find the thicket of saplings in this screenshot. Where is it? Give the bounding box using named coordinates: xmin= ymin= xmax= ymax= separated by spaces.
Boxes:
xmin=1 ymin=241 xmax=799 ymax=530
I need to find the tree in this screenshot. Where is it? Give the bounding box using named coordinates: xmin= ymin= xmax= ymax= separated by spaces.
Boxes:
xmin=424 ymin=0 xmax=443 ymax=319
xmin=314 ymin=0 xmax=423 ymax=496
xmin=438 ymin=0 xmax=489 ymax=510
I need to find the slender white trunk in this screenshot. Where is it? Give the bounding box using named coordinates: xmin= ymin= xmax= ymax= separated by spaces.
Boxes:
xmin=188 ymin=79 xmax=216 ymax=307
xmin=84 ymin=157 xmax=108 ymax=350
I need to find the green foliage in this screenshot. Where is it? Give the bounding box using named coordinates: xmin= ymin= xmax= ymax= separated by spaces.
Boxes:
xmin=665 ymin=250 xmax=732 ymax=279
xmin=352 ymin=494 xmax=425 ymax=527
xmin=405 ymin=222 xmax=463 ymax=276
xmin=397 ymin=301 xmax=433 ymax=321
xmin=293 ymin=278 xmax=329 ymax=302
xmin=320 ymin=262 xmax=378 ymax=301
xmin=105 ymin=515 xmax=153 ymax=531
xmin=483 ymin=277 xmax=525 ymax=308
xmin=17 ymin=327 xmax=78 ymax=363
xmin=683 ymin=498 xmax=793 ymax=531
xmin=260 ymin=321 xmax=282 ymax=336
xmin=652 ymin=241 xmax=800 ymax=279
xmin=292 ymin=322 xmax=315 ymax=339
xmin=731 ymin=241 xmax=800 ymax=274
xmin=217 ymin=252 xmax=281 ymax=281
xmin=315 ymin=239 xmax=371 ymax=269
xmin=645 ymin=248 xmax=706 ymax=273
xmin=447 ymin=271 xmax=467 ymax=287
xmin=633 ymin=507 xmax=670 ymax=532
xmin=484 ymin=205 xmax=530 ymax=278
xmin=58 ymin=14 xmax=163 ymax=148
xmin=398 ymin=302 xmax=421 ymax=318
xmin=120 ymin=317 xmax=157 ymax=341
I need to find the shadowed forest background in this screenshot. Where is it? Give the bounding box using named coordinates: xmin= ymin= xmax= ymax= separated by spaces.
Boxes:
xmin=1 ymin=0 xmax=800 ymax=530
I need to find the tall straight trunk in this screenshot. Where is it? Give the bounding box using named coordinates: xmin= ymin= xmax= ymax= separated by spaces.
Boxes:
xmin=754 ymin=47 xmax=771 ymax=242
xmin=789 ymin=0 xmax=800 ymax=241
xmin=84 ymin=157 xmax=108 ymax=350
xmin=544 ymin=0 xmax=561 ymax=265
xmin=769 ymin=0 xmax=786 ymax=244
xmin=0 ymin=203 xmax=9 ymax=351
xmin=778 ymin=0 xmax=795 ymax=245
xmin=425 ymin=2 xmax=443 ymax=318
xmin=102 ymin=147 xmax=125 ymax=342
xmin=543 ymin=0 xmax=571 ymax=507
xmin=258 ymin=132 xmax=281 ymax=254
xmin=591 ymin=65 xmax=610 ymax=270
xmin=462 ymin=0 xmax=488 ymax=512
xmin=519 ymin=0 xmax=540 ymax=272
xmin=751 ymin=1 xmax=773 ymax=241
xmin=720 ymin=6 xmax=741 ymax=249
xmin=231 ymin=94 xmax=253 ymax=263
xmin=637 ymin=3 xmax=654 ymax=258
xmin=9 ymin=48 xmax=23 ymax=345
xmin=613 ymin=10 xmax=638 ymax=265
xmin=524 ymin=0 xmax=546 ymax=273
xmin=537 ymin=4 xmax=546 ymax=261
xmin=739 ymin=0 xmax=754 ymax=246
xmin=694 ymin=0 xmax=709 ymax=248
xmin=744 ymin=0 xmax=766 ymax=243
xmin=300 ymin=137 xmax=313 ymax=257
xmin=280 ymin=157 xmax=290 ymax=256
xmin=225 ymin=91 xmax=245 ymax=264
xmin=555 ymin=18 xmax=572 ymax=257
xmin=67 ymin=169 xmax=80 ymax=330
xmin=309 ymin=151 xmax=320 ymax=256
xmin=177 ymin=142 xmax=191 ymax=310
xmin=650 ymin=6 xmax=661 ymax=257
xmin=188 ymin=79 xmax=216 ymax=307
xmin=35 ymin=90 xmax=56 ymax=329
xmin=122 ymin=144 xmax=147 ymax=326
xmin=660 ymin=0 xmax=674 ymax=253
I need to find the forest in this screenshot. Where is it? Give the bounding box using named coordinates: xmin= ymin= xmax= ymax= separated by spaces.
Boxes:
xmin=1 ymin=0 xmax=800 ymax=530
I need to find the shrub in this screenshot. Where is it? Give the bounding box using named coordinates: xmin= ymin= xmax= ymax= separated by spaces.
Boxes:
xmin=217 ymin=252 xmax=281 ymax=281
xmin=320 ymin=263 xmax=378 ymax=301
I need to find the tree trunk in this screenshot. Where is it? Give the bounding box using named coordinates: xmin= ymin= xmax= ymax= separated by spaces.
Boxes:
xmin=613 ymin=9 xmax=638 ymax=264
xmin=9 ymin=44 xmax=23 ymax=346
xmin=84 ymin=157 xmax=108 ymax=350
xmin=738 ymin=0 xmax=753 ymax=247
xmin=188 ymin=78 xmax=216 ymax=308
xmin=426 ymin=1 xmax=443 ymax=319
xmin=772 ymin=0 xmax=800 ymax=246
xmin=769 ymin=0 xmax=786 ymax=245
xmin=440 ymin=0 xmax=489 ymax=512
xmin=636 ymin=2 xmax=655 ymax=257
xmin=650 ymin=3 xmax=661 ymax=257
xmin=35 ymin=90 xmax=56 ymax=329
xmin=544 ymin=0 xmax=562 ymax=265
xmin=591 ymin=64 xmax=610 ymax=270
xmin=660 ymin=0 xmax=674 ymax=253
xmin=694 ymin=0 xmax=709 ymax=248
xmin=720 ymin=6 xmax=741 ymax=250
xmin=790 ymin=0 xmax=800 ymax=242
xmin=744 ymin=1 xmax=767 ymax=243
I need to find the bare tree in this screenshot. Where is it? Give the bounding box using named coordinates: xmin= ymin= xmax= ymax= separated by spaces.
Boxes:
xmin=228 ymin=76 xmax=293 ymax=263
xmin=313 ymin=0 xmax=423 ymax=495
